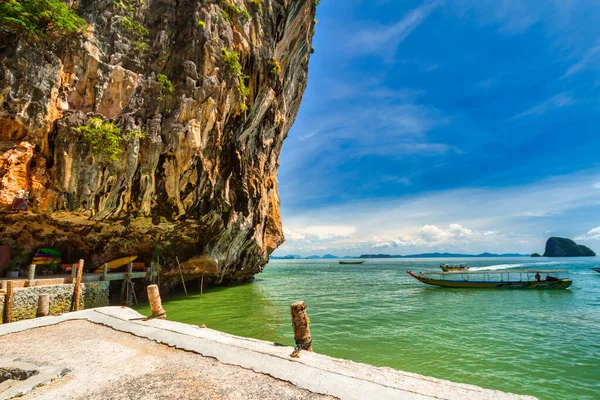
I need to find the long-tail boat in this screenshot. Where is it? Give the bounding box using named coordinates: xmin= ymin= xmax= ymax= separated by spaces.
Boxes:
xmin=407 ymin=269 xmax=572 ymax=289
xmin=339 ymin=260 xmax=365 ymax=265
xmin=592 ymin=268 xmax=600 ymax=274
xmin=440 ymin=264 xmax=468 ymax=272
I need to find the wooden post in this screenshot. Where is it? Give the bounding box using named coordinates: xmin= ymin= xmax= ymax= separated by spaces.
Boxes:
xmin=37 ymin=293 xmax=50 ymax=317
xmin=101 ymin=263 xmax=108 ymax=281
xmin=290 ymin=301 xmax=313 ymax=358
xmin=175 ymin=256 xmax=188 ymax=298
xmin=0 ymin=281 xmax=6 ymax=291
xmin=70 ymin=263 xmax=77 ymax=282
xmin=147 ymin=284 xmax=166 ymax=319
xmin=71 ymin=259 xmax=84 ymax=311
xmin=200 ymin=273 xmax=204 ymax=298
xmin=125 ymin=262 xmax=133 ymax=306
xmin=4 ymin=281 xmax=14 ymax=323
xmin=26 ymin=264 xmax=36 ymax=287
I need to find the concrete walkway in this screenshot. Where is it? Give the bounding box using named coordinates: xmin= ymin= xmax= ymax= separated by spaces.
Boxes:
xmin=0 ymin=307 xmax=536 ymax=399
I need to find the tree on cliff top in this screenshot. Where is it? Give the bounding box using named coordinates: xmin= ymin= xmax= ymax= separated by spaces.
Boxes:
xmin=0 ymin=0 xmax=86 ymax=39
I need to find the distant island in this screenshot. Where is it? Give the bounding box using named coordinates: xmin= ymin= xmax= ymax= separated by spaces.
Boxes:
xmin=270 ymin=252 xmax=528 ymax=260
xmin=542 ymin=237 xmax=596 ymax=257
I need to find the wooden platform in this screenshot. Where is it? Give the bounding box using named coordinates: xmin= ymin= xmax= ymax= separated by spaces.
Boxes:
xmin=0 ymin=270 xmax=157 ymax=292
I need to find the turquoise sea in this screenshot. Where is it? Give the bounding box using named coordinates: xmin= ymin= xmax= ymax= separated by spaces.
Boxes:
xmin=138 ymin=258 xmax=600 ymax=399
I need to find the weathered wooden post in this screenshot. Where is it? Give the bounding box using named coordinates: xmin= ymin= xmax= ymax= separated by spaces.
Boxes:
xmin=37 ymin=293 xmax=50 ymax=317
xmin=4 ymin=281 xmax=14 ymax=323
xmin=26 ymin=264 xmax=36 ymax=287
xmin=71 ymin=259 xmax=84 ymax=311
xmin=70 ymin=263 xmax=77 ymax=282
xmin=147 ymin=284 xmax=166 ymax=319
xmin=290 ymin=301 xmax=313 ymax=358
xmin=101 ymin=263 xmax=108 ymax=281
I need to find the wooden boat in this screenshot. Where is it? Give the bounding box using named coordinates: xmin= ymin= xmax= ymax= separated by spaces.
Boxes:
xmin=93 ymin=256 xmax=138 ymax=273
xmin=37 ymin=248 xmax=62 ymax=257
xmin=339 ymin=260 xmax=365 ymax=264
xmin=440 ymin=264 xmax=468 ymax=272
xmin=33 ymin=258 xmax=62 ymax=265
xmin=407 ymin=269 xmax=572 ymax=289
xmin=592 ymin=268 xmax=600 ymax=274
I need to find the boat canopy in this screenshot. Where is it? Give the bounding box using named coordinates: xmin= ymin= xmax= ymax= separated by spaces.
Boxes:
xmin=420 ymin=269 xmax=567 ymax=276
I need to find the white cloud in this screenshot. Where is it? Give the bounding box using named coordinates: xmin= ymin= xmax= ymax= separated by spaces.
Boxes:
xmin=511 ymin=92 xmax=575 ymax=120
xmin=275 ymin=170 xmax=600 ymax=256
xmin=283 ymin=225 xmax=356 ymax=242
xmin=575 ymin=227 xmax=600 ymax=241
xmin=349 ymin=0 xmax=442 ymax=56
xmin=562 ymin=43 xmax=600 ymax=78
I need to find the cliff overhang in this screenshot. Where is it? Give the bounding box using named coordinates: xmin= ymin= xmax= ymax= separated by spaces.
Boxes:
xmin=0 ymin=0 xmax=317 ymax=287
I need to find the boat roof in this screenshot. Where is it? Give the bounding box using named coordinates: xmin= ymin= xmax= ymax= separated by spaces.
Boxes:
xmin=420 ymin=269 xmax=568 ymax=276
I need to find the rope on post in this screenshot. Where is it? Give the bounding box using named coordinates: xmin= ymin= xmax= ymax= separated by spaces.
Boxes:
xmin=290 ymin=301 xmax=313 ymax=358
xmin=146 ymin=284 xmax=166 ymax=320
xmin=37 ymin=293 xmax=50 ymax=317
xmin=71 ymin=259 xmax=84 ymax=311
xmin=4 ymin=281 xmax=14 ymax=323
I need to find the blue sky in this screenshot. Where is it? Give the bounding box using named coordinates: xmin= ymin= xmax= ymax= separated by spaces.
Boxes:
xmin=273 ymin=0 xmax=600 ymax=256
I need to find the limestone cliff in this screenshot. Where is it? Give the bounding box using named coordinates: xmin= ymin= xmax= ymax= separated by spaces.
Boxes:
xmin=0 ymin=0 xmax=316 ymax=287
xmin=543 ymin=237 xmax=595 ymax=257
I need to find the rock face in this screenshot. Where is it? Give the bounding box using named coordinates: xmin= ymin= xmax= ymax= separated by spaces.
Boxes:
xmin=0 ymin=0 xmax=316 ymax=287
xmin=543 ymin=237 xmax=596 ymax=257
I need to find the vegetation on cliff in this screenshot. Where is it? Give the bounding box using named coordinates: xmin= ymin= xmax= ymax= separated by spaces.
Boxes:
xmin=542 ymin=237 xmax=596 ymax=257
xmin=0 ymin=0 xmax=86 ymax=39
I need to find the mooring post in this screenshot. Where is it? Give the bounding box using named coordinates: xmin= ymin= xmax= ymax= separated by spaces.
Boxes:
xmin=290 ymin=301 xmax=313 ymax=358
xmin=147 ymin=284 xmax=166 ymax=319
xmin=37 ymin=293 xmax=50 ymax=317
xmin=26 ymin=264 xmax=36 ymax=287
xmin=71 ymin=259 xmax=84 ymax=311
xmin=4 ymin=281 xmax=14 ymax=323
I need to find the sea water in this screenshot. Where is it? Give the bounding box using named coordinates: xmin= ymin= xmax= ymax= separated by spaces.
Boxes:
xmin=137 ymin=258 xmax=600 ymax=399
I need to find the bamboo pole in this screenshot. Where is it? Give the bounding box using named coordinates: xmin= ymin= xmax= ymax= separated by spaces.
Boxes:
xmin=200 ymin=273 xmax=204 ymax=298
xmin=71 ymin=259 xmax=84 ymax=311
xmin=37 ymin=293 xmax=50 ymax=317
xmin=101 ymin=263 xmax=108 ymax=281
xmin=290 ymin=301 xmax=313 ymax=358
xmin=128 ymin=262 xmax=138 ymax=306
xmin=147 ymin=284 xmax=166 ymax=319
xmin=4 ymin=281 xmax=14 ymax=323
xmin=70 ymin=263 xmax=77 ymax=282
xmin=175 ymin=256 xmax=188 ymax=298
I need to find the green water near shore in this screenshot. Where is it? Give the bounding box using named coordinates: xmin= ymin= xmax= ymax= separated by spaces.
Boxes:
xmin=137 ymin=258 xmax=600 ymax=399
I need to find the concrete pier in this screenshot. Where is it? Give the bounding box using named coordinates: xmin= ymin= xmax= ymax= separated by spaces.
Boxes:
xmin=0 ymin=307 xmax=536 ymax=400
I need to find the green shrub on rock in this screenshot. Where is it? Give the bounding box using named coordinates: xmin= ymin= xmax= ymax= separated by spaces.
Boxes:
xmin=0 ymin=0 xmax=87 ymax=39
xmin=75 ymin=117 xmax=123 ymax=161
xmin=157 ymin=74 xmax=175 ymax=94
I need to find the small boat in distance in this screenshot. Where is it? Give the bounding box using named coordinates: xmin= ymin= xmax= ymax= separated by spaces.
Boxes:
xmin=592 ymin=268 xmax=600 ymax=274
xmin=407 ymin=269 xmax=572 ymax=289
xmin=440 ymin=264 xmax=468 ymax=272
xmin=339 ymin=260 xmax=365 ymax=265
